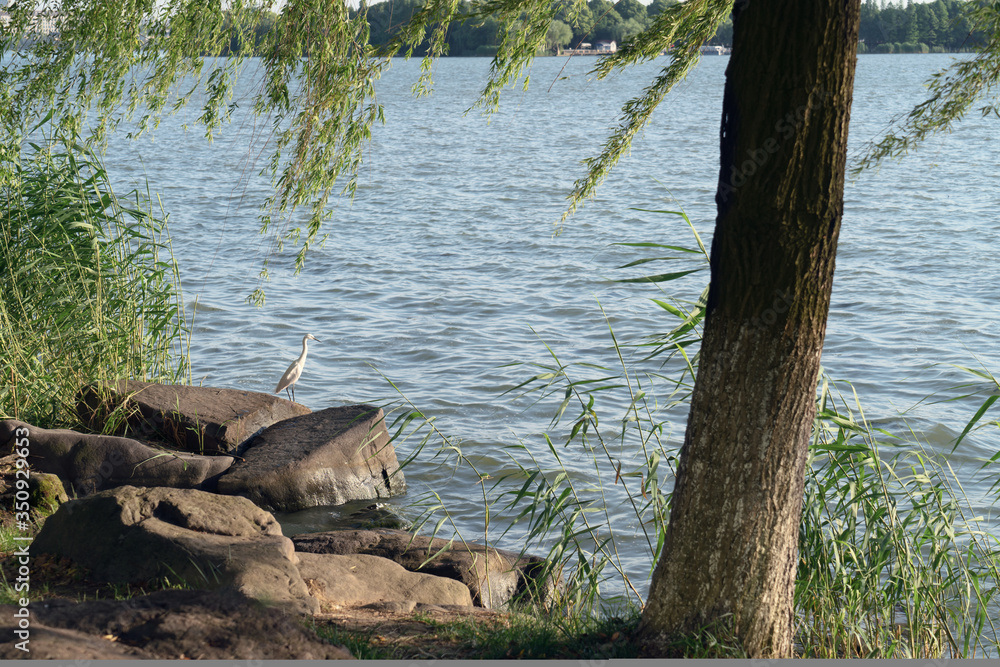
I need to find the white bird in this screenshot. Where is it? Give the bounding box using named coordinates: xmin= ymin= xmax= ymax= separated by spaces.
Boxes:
xmin=274 ymin=333 xmax=320 ymax=403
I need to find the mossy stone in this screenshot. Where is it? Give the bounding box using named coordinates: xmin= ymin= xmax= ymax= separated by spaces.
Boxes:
xmin=29 ymin=472 xmax=70 ymax=511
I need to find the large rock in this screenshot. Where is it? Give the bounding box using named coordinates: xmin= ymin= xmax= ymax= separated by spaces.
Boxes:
xmin=0 ymin=420 xmax=232 ymax=496
xmin=216 ymin=404 xmax=405 ymax=511
xmin=30 ymin=486 xmax=317 ymax=614
xmin=297 ymin=552 xmax=473 ymax=608
xmin=2 ymin=589 xmax=352 ymax=659
xmin=78 ymin=380 xmax=311 ymax=455
xmin=292 ymin=528 xmax=557 ymax=609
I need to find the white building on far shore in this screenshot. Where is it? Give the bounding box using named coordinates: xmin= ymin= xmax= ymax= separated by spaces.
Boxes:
xmin=0 ymin=10 xmax=60 ymax=34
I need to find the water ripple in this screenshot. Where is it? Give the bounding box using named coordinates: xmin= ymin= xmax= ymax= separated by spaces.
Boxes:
xmin=98 ymin=54 xmax=1000 ymax=598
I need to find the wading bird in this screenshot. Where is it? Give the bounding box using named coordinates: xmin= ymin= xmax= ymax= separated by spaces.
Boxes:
xmin=274 ymin=333 xmax=320 ymax=403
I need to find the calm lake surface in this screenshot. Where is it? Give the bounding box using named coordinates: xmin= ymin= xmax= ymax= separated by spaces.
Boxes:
xmin=103 ymin=54 xmax=999 ymax=602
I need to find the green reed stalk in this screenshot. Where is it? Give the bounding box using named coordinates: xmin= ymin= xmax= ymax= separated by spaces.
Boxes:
xmin=796 ymin=371 xmax=1000 ymax=658
xmin=0 ymin=130 xmax=189 ymax=428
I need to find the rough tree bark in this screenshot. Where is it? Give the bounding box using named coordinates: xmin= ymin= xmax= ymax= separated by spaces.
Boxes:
xmin=637 ymin=0 xmax=861 ymax=658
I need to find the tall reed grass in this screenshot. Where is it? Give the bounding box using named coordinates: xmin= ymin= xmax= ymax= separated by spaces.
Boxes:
xmin=797 ymin=371 xmax=1000 ymax=658
xmin=385 ymin=209 xmax=1000 ymax=657
xmin=0 ymin=129 xmax=189 ymax=429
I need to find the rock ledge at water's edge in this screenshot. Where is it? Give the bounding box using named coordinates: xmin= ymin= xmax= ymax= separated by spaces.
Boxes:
xmin=1 ymin=389 xmax=405 ymax=509
xmin=3 ymin=384 xmax=558 ymax=659
xmin=217 ymin=404 xmax=405 ymax=511
xmin=77 ymin=379 xmax=312 ymax=455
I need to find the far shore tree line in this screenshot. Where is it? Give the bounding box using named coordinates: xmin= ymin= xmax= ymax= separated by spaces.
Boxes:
xmin=223 ymin=0 xmax=985 ymax=57
xmin=858 ymin=0 xmax=984 ymax=53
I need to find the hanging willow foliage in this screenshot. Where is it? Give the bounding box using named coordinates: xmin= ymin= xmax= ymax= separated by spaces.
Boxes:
xmin=2 ymin=0 xmax=994 ymax=302
xmin=0 ymin=0 xmax=725 ymax=304
xmin=852 ymin=2 xmax=1000 ymax=174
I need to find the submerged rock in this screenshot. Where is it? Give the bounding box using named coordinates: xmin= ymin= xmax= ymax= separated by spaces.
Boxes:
xmin=344 ymin=502 xmax=412 ymax=530
xmin=273 ymin=500 xmax=413 ymax=536
xmin=77 ymin=380 xmax=311 ymax=455
xmin=216 ymin=404 xmax=405 ymax=512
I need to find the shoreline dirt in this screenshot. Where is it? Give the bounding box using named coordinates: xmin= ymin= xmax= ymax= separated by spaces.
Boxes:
xmin=0 ymin=547 xmax=518 ymax=660
xmin=0 ymin=471 xmax=528 ymax=660
xmin=0 ymin=454 xmax=635 ymax=660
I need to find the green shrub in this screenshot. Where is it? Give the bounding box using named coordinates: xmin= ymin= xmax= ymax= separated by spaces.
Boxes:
xmin=895 ymin=42 xmax=930 ymax=53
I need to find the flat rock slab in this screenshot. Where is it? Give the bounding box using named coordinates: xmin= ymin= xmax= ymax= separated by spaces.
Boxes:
xmin=30 ymin=486 xmax=317 ymax=614
xmin=217 ymin=404 xmax=405 ymax=512
xmin=298 ymin=552 xmax=473 ymax=608
xmin=292 ymin=528 xmax=557 ymax=609
xmin=78 ymin=380 xmax=311 ymax=455
xmin=8 ymin=589 xmax=352 ymax=659
xmin=0 ymin=420 xmax=232 ymax=496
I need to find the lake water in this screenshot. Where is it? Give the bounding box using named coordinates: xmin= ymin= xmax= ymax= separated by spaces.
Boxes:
xmin=102 ymin=54 xmax=999 ymax=603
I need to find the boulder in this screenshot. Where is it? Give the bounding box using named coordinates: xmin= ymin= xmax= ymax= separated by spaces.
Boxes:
xmin=77 ymin=380 xmax=311 ymax=455
xmin=6 ymin=589 xmax=353 ymax=659
xmin=0 ymin=420 xmax=233 ymax=496
xmin=216 ymin=404 xmax=405 ymax=511
xmin=297 ymin=552 xmax=473 ymax=608
xmin=30 ymin=486 xmax=317 ymax=614
xmin=292 ymin=528 xmax=557 ymax=609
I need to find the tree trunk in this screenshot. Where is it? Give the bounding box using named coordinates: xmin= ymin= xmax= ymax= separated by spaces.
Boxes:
xmin=637 ymin=0 xmax=861 ymax=658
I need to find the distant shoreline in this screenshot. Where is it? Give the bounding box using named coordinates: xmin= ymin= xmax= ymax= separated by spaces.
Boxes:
xmin=388 ymin=49 xmax=980 ymax=59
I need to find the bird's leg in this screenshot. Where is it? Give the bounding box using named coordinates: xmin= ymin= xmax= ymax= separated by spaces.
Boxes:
xmin=290 ymin=386 xmax=296 ymax=403
xmin=285 ymin=387 xmax=292 ymax=402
